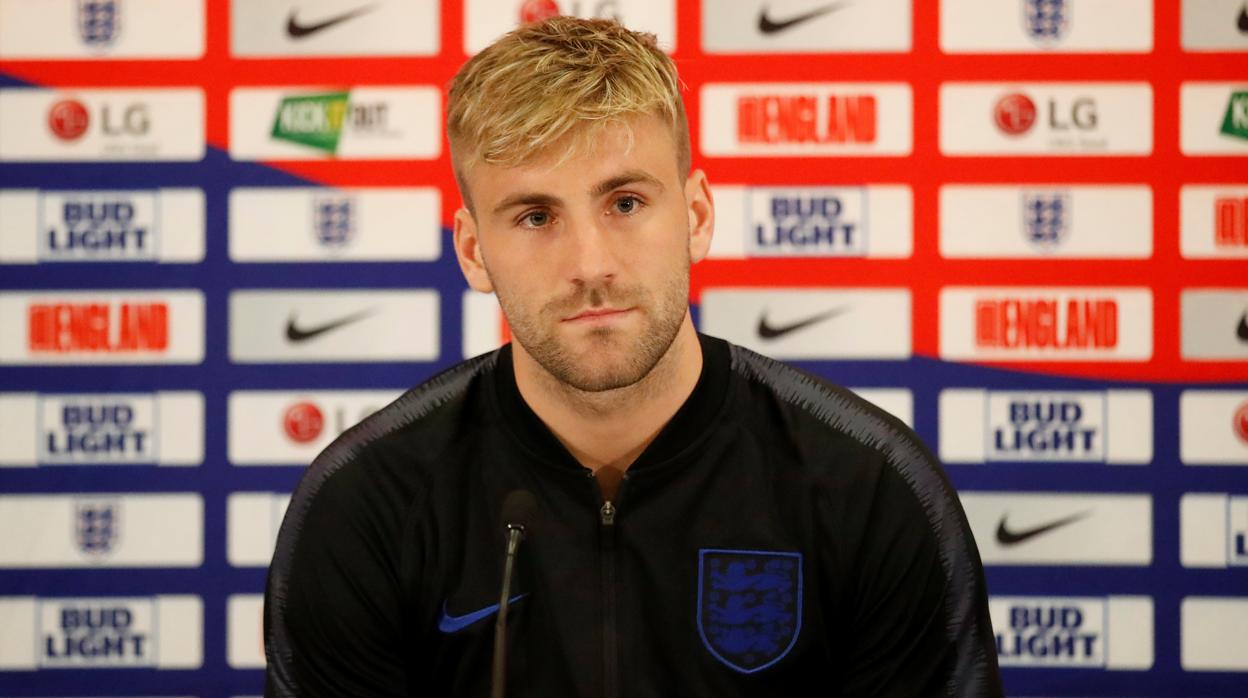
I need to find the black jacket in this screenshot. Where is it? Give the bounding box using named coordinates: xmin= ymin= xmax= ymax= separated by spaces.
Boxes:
xmin=265 ymin=335 xmax=1003 ymax=697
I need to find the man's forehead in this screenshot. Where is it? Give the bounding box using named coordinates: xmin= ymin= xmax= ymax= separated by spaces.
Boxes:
xmin=463 ymin=116 xmax=679 ymax=205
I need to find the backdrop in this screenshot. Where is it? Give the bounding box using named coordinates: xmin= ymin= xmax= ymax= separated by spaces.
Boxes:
xmin=0 ymin=0 xmax=1246 ymax=695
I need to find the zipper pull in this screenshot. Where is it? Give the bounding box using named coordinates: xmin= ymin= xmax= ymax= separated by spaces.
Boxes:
xmin=600 ymin=500 xmax=616 ymax=527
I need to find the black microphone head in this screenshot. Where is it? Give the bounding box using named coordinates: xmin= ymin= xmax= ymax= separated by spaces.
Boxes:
xmin=501 ymin=489 xmax=539 ymax=536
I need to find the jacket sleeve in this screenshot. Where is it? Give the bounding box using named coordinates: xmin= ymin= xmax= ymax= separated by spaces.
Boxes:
xmin=838 ymin=452 xmax=1003 ymax=698
xmin=264 ymin=451 xmax=421 ymax=697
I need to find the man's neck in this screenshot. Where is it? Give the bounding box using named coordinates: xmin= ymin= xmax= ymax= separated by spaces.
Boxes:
xmin=512 ymin=316 xmax=703 ymax=474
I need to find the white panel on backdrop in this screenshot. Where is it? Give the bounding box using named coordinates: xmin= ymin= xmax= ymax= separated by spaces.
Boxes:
xmin=1182 ymin=597 xmax=1248 ymax=671
xmin=1182 ymin=0 xmax=1248 ymax=51
xmin=229 ymin=290 xmax=439 ymax=363
xmin=939 ymin=287 xmax=1153 ymax=362
xmin=1180 ymin=290 xmax=1248 ymax=360
xmin=229 ymin=187 xmax=441 ymax=262
xmin=0 ymin=0 xmax=204 ymax=59
xmin=961 ymin=492 xmax=1152 ymax=565
xmin=462 ymin=290 xmax=505 ymax=360
xmin=990 ymin=595 xmax=1153 ymax=669
xmin=0 ymin=494 xmax=202 ymax=568
xmin=1181 ymin=185 xmax=1248 ymax=258
xmin=229 ymin=87 xmax=440 ymax=160
xmin=939 ymin=185 xmax=1152 ymax=258
xmin=0 ymin=89 xmax=204 ymax=162
xmin=465 ymin=0 xmax=676 ymax=54
xmin=231 ymin=0 xmax=438 ymax=57
xmin=700 ymin=83 xmax=912 ymax=156
xmin=701 ymin=0 xmax=911 ymax=53
xmin=227 ymin=493 xmax=290 ymax=566
xmin=227 ymin=594 xmax=265 ymax=669
xmin=939 ymin=389 xmax=1152 ymax=464
xmin=709 ymin=185 xmax=912 ymax=259
xmin=228 ymin=390 xmax=404 ymax=465
xmin=940 ymin=83 xmax=1152 ymax=156
xmin=0 ymin=290 xmax=205 ymax=365
xmin=1180 ymin=493 xmax=1248 ymax=568
xmin=0 ymin=595 xmax=201 ymax=669
xmin=0 ymin=188 xmax=204 ymax=264
xmin=700 ymin=288 xmax=911 ymax=360
xmin=1181 ymin=83 xmax=1248 ymax=155
xmin=0 ymin=391 xmax=203 ymax=467
xmin=941 ymin=0 xmax=1152 ymax=53
xmin=1179 ymin=391 xmax=1248 ymax=465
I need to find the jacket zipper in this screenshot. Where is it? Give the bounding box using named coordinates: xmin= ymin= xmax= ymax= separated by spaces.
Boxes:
xmin=596 ymin=472 xmax=624 ymax=698
xmin=599 ymin=499 xmax=619 ymax=698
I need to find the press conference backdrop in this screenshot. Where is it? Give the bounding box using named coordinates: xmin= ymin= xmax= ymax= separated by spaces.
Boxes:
xmin=0 ymin=0 xmax=1244 ymax=695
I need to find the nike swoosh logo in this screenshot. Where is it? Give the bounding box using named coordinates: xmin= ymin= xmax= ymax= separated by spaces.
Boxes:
xmin=285 ymin=308 xmax=374 ymax=342
xmin=1237 ymin=311 xmax=1248 ymax=342
xmin=758 ymin=1 xmax=851 ymax=34
xmin=286 ymin=3 xmax=378 ymax=39
xmin=996 ymin=511 xmax=1091 ymax=546
xmin=757 ymin=306 xmax=849 ymax=340
xmin=438 ymin=594 xmax=528 ymax=634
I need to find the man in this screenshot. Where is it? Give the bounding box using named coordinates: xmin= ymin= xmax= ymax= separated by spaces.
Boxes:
xmin=265 ymin=17 xmax=1003 ymax=697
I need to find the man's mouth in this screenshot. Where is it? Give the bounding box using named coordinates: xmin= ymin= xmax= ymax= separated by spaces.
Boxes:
xmin=563 ymin=307 xmax=634 ymax=323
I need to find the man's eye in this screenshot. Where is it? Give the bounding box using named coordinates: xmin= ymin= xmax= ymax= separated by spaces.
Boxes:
xmin=521 ymin=211 xmax=549 ymax=227
xmin=614 ymin=196 xmax=641 ymax=214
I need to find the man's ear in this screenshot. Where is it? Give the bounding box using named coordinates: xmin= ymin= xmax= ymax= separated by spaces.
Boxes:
xmin=684 ymin=169 xmax=715 ymax=263
xmin=453 ymin=206 xmax=494 ymax=293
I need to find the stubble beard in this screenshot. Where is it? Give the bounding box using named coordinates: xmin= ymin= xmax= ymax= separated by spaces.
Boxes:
xmin=500 ymin=263 xmax=690 ymax=394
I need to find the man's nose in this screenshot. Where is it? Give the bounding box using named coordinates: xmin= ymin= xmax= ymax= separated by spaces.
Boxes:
xmin=564 ymin=215 xmax=618 ymax=285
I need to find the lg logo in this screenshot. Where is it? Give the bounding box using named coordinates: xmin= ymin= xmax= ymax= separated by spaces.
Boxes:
xmin=993 ymin=93 xmax=1097 ymax=136
xmin=47 ymin=99 xmax=151 ymax=142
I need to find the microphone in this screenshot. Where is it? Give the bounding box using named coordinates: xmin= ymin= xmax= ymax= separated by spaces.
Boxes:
xmin=492 ymin=489 xmax=537 ymax=698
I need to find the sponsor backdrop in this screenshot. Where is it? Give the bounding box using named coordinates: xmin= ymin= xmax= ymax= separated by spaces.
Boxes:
xmin=0 ymin=0 xmax=1245 ymax=695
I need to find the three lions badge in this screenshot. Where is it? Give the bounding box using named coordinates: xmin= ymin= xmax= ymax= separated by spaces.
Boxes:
xmin=698 ymin=549 xmax=802 ymax=673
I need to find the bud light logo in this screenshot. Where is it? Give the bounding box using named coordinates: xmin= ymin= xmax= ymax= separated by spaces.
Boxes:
xmin=748 ymin=189 xmax=865 ymax=256
xmin=313 ymin=197 xmax=355 ymax=248
xmin=75 ymin=500 xmax=120 ymax=559
xmin=1021 ymin=191 xmax=1070 ymax=251
xmin=41 ymin=192 xmax=156 ymax=261
xmin=42 ymin=600 xmax=152 ymax=667
xmin=78 ymin=0 xmax=120 ymax=47
xmin=986 ymin=392 xmax=1106 ymax=461
xmin=996 ymin=599 xmax=1104 ymax=666
xmin=1023 ymin=0 xmax=1068 ymax=45
xmin=40 ymin=395 xmax=156 ymax=464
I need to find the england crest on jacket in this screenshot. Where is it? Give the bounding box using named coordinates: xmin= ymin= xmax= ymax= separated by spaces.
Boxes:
xmin=698 ymin=549 xmax=802 ymax=673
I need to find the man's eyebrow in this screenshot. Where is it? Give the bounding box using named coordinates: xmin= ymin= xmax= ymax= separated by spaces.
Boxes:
xmin=491 ymin=192 xmax=563 ymax=217
xmin=590 ymin=171 xmax=664 ymax=198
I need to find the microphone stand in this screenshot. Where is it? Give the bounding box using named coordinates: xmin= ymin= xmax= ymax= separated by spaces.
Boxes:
xmin=491 ymin=523 xmax=525 ymax=698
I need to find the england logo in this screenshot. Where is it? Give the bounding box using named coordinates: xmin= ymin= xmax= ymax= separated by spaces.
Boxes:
xmin=1023 ymin=0 xmax=1068 ymax=45
xmin=75 ymin=499 xmax=120 ymax=558
xmin=78 ymin=0 xmax=121 ymax=47
xmin=313 ymin=196 xmax=355 ymax=248
xmin=697 ymin=549 xmax=802 ymax=674
xmin=1021 ymin=191 xmax=1071 ymax=251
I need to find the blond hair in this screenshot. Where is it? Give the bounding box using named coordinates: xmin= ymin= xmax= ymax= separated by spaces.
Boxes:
xmin=447 ymin=17 xmax=689 ymax=203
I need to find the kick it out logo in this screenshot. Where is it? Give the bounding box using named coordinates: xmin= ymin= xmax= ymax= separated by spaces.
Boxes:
xmin=270 ymin=91 xmax=392 ymax=155
xmin=1221 ymin=91 xmax=1248 ymax=142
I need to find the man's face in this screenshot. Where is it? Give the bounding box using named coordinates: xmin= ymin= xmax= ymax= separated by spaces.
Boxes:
xmin=454 ymin=114 xmax=713 ymax=392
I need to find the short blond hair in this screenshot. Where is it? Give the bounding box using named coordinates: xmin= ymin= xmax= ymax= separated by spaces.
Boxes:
xmin=447 ymin=17 xmax=689 ymax=201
